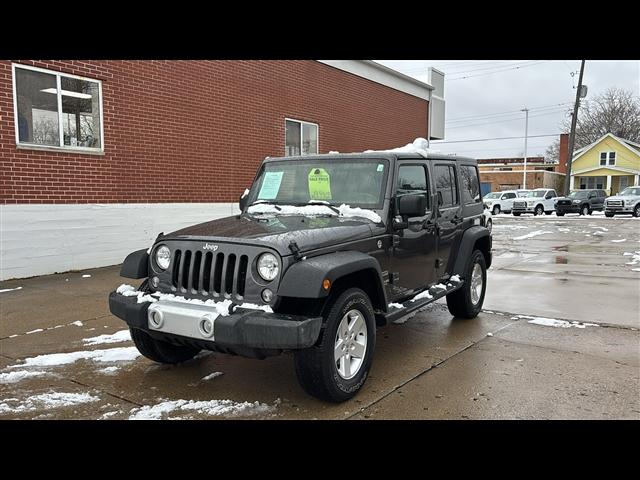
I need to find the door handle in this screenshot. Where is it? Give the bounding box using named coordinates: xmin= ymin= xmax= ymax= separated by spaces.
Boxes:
xmin=452 ymin=216 xmax=463 ymax=225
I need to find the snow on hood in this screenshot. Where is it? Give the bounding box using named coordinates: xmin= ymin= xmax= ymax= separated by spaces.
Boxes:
xmin=246 ymin=203 xmax=382 ymax=223
xmin=364 ymin=137 xmax=444 ymax=158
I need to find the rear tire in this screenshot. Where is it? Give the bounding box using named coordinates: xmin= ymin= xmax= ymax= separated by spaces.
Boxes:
xmin=130 ymin=327 xmax=200 ymax=364
xmin=634 ymin=204 xmax=640 ymax=217
xmin=556 ymin=211 xmax=565 ymax=217
xmin=294 ymin=288 xmax=376 ymax=402
xmin=446 ymin=250 xmax=487 ymax=319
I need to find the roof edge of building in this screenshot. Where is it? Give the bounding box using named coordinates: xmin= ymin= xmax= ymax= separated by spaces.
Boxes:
xmin=317 ymin=60 xmax=433 ymax=100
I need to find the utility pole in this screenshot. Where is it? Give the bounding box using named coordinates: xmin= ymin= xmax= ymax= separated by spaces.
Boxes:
xmin=521 ymin=108 xmax=529 ymax=189
xmin=563 ymin=60 xmax=586 ymax=195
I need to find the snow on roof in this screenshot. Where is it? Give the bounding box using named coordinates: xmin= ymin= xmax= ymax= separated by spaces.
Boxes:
xmin=364 ymin=138 xmax=445 ymax=159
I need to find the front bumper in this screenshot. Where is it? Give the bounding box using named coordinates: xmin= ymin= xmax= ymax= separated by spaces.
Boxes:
xmin=555 ymin=204 xmax=581 ymax=213
xmin=604 ymin=205 xmax=634 ymax=213
xmin=512 ymin=206 xmax=534 ymax=214
xmin=108 ymin=291 xmax=322 ymax=351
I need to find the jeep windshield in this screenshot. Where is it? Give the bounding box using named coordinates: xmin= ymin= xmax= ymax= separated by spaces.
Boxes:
xmin=620 ymin=187 xmax=640 ymax=196
xmin=246 ymin=158 xmax=389 ymax=213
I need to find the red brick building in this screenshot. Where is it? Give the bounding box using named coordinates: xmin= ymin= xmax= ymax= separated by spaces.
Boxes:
xmin=0 ymin=60 xmax=442 ymax=279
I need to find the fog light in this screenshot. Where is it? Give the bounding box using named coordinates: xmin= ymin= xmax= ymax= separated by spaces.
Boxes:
xmin=151 ymin=276 xmax=159 ymax=288
xmin=261 ymin=288 xmax=274 ymax=303
xmin=149 ymin=309 xmax=163 ymax=329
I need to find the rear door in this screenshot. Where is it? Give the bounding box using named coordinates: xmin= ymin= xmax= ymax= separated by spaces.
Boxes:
xmin=433 ymin=162 xmax=463 ymax=277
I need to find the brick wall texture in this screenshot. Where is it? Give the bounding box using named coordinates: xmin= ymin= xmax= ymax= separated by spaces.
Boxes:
xmin=0 ymin=60 xmax=428 ymax=204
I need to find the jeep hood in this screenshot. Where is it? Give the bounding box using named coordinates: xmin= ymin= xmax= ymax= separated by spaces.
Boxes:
xmin=161 ymin=213 xmax=380 ymax=256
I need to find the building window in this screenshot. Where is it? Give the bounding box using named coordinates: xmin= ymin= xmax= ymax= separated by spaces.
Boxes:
xmin=600 ymin=151 xmax=616 ymax=166
xmin=619 ymin=176 xmax=629 ymax=191
xmin=12 ymin=64 xmax=103 ymax=151
xmin=285 ymin=118 xmax=318 ymax=156
xmin=580 ymin=176 xmax=605 ymax=190
xmin=498 ymin=167 xmax=512 ymax=171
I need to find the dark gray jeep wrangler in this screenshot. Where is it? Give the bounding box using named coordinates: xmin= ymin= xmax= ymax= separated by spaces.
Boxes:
xmin=109 ymin=151 xmax=491 ymax=402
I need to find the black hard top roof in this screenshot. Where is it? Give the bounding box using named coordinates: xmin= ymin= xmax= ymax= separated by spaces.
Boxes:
xmin=263 ymin=151 xmax=477 ymax=164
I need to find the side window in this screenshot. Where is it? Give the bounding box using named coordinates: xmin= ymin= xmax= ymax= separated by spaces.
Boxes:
xmin=548 ymin=190 xmax=557 ymax=198
xmin=460 ymin=165 xmax=481 ymax=204
xmin=434 ymin=164 xmax=458 ymax=207
xmin=397 ymin=164 xmax=429 ymax=207
xmin=507 ymin=193 xmax=517 ymax=199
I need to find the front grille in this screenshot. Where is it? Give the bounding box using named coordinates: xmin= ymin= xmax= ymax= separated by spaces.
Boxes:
xmin=557 ymin=200 xmax=571 ymax=206
xmin=513 ymin=201 xmax=526 ymax=208
xmin=171 ymin=248 xmax=249 ymax=300
xmin=607 ymin=200 xmax=623 ymax=206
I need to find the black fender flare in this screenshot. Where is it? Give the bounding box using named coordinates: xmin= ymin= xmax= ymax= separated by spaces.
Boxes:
xmin=120 ymin=249 xmax=149 ymax=279
xmin=277 ymin=251 xmax=387 ymax=304
xmin=452 ymin=226 xmax=492 ymax=274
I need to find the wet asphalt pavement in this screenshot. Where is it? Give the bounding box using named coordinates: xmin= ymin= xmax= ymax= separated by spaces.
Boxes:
xmin=1 ymin=213 xmax=639 ymax=419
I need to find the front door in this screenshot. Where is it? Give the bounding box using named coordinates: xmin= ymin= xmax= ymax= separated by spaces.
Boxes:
xmin=389 ymin=161 xmax=438 ymax=300
xmin=434 ymin=162 xmax=463 ymax=277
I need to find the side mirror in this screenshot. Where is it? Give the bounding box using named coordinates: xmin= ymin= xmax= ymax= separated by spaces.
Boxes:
xmin=545 ymin=194 xmax=553 ymax=200
xmin=239 ymin=189 xmax=249 ymax=211
xmin=398 ymin=194 xmax=427 ymax=217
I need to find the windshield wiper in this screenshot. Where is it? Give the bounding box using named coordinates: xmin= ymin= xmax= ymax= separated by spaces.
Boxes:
xmin=305 ymin=200 xmax=340 ymax=215
xmin=247 ymin=200 xmax=282 ymax=211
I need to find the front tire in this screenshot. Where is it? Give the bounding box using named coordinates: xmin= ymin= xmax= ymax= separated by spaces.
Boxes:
xmin=492 ymin=205 xmax=501 ymax=216
xmin=534 ymin=205 xmax=544 ymax=216
xmin=581 ymin=205 xmax=590 ymax=216
xmin=513 ymin=212 xmax=521 ymax=217
xmin=486 ymin=218 xmax=492 ymax=232
xmin=556 ymin=211 xmax=565 ymax=217
xmin=294 ymin=288 xmax=375 ymax=402
xmin=446 ymin=250 xmax=487 ymax=319
xmin=634 ymin=204 xmax=640 ymax=218
xmin=605 ymin=212 xmax=615 ymax=218
xmin=130 ymin=327 xmax=200 ymax=364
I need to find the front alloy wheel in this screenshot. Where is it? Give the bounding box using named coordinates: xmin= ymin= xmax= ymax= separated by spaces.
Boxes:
xmin=534 ymin=205 xmax=544 ymax=216
xmin=446 ymin=249 xmax=487 ymax=319
xmin=492 ymin=205 xmax=501 ymax=216
xmin=581 ymin=205 xmax=590 ymax=216
xmin=294 ymin=288 xmax=375 ymax=402
xmin=634 ymin=204 xmax=640 ymax=218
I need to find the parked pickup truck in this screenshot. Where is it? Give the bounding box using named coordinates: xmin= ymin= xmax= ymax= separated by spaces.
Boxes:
xmin=483 ymin=190 xmax=519 ymax=215
xmin=555 ymin=189 xmax=607 ymax=216
xmin=512 ymin=188 xmax=558 ymax=216
xmin=109 ymin=150 xmax=491 ymax=402
xmin=604 ymin=186 xmax=640 ymax=217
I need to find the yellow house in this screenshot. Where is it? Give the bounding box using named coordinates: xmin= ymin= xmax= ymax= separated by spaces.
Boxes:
xmin=570 ymin=133 xmax=640 ymax=195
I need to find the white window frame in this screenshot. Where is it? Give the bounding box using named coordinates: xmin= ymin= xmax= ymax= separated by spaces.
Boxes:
xmin=599 ymin=152 xmax=607 ymax=166
xmin=285 ymin=118 xmax=319 ymax=156
xmin=599 ymin=151 xmax=616 ymax=166
xmin=608 ymin=151 xmax=616 ymax=166
xmin=12 ymin=63 xmax=105 ymax=154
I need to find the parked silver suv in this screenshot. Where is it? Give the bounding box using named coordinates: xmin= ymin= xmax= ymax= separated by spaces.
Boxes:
xmin=604 ymin=186 xmax=640 ymax=217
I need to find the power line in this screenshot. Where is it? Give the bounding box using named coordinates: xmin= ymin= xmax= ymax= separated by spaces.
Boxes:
xmin=431 ymin=134 xmax=561 ymax=144
xmin=446 ymin=103 xmax=572 ymax=124
xmin=447 ymin=61 xmax=547 ymax=80
xmin=446 ymin=108 xmax=570 ymax=129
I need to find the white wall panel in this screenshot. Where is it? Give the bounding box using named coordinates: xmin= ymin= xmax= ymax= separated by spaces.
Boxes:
xmin=0 ymin=203 xmax=240 ymax=280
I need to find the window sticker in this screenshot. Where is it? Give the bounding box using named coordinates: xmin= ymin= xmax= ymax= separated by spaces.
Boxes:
xmin=308 ymin=168 xmax=332 ymax=200
xmin=377 ymin=164 xmax=384 ymax=172
xmin=258 ymin=171 xmax=284 ymax=200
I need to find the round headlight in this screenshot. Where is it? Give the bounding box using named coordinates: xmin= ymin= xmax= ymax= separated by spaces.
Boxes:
xmin=155 ymin=245 xmax=171 ymax=270
xmin=257 ymin=253 xmax=279 ymax=281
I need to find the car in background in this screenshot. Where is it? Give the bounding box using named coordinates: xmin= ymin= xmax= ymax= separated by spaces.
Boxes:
xmin=555 ymin=189 xmax=607 ymax=216
xmin=516 ymin=190 xmax=530 ymax=197
xmin=512 ymin=188 xmax=558 ymax=216
xmin=483 ymin=190 xmax=518 ymax=215
xmin=482 ymin=203 xmax=493 ymax=232
xmin=604 ymin=186 xmax=640 ymax=217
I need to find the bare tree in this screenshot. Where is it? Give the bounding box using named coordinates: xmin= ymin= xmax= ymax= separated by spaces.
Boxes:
xmin=546 ymin=87 xmax=640 ymax=162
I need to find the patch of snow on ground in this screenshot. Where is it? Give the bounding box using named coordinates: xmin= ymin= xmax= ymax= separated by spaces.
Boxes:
xmin=611 ymin=239 xmax=627 ymax=243
xmin=513 ymin=230 xmax=552 ymax=240
xmin=129 ymin=398 xmax=278 ymax=420
xmin=25 ymin=329 xmax=44 ymax=335
xmin=100 ymin=411 xmax=120 ymax=419
xmin=517 ymin=315 xmax=600 ymax=329
xmin=0 ymin=286 xmax=23 ymax=293
xmin=98 ymin=366 xmax=120 ymax=375
xmin=201 ymin=372 xmax=224 ymax=381
xmin=12 ymin=346 xmax=141 ymax=368
xmin=0 ymin=370 xmax=49 ymax=384
xmin=0 ymin=392 xmax=99 ymax=414
xmin=72 ymin=321 xmax=83 ymax=327
xmin=82 ymin=330 xmax=131 ymax=346
xmin=623 ymin=251 xmax=640 ymax=266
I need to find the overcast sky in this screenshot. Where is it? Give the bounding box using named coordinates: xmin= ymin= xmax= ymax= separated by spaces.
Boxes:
xmin=376 ymin=60 xmax=640 ymax=159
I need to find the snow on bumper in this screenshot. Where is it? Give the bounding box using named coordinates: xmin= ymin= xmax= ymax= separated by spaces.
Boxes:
xmin=108 ymin=291 xmax=322 ymax=350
